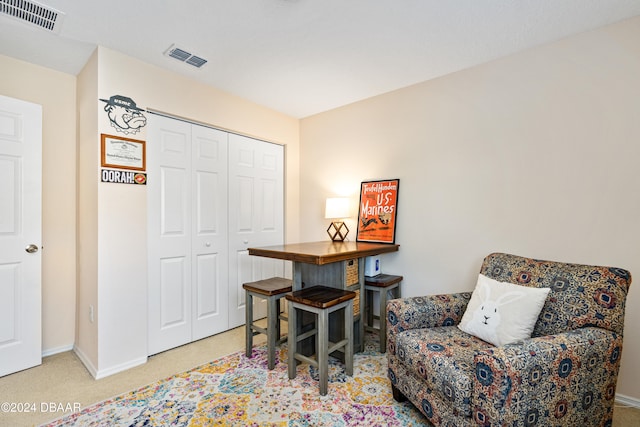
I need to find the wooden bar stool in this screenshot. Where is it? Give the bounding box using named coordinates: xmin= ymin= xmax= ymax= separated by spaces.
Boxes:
xmin=243 ymin=277 xmax=292 ymax=370
xmin=364 ymin=274 xmax=403 ymax=353
xmin=286 ymin=285 xmax=356 ymax=396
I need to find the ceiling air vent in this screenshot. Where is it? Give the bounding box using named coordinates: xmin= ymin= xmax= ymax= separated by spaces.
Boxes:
xmin=164 ymin=44 xmax=208 ymax=68
xmin=0 ymin=0 xmax=65 ymax=33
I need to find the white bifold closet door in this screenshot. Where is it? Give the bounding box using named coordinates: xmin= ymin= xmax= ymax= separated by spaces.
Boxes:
xmin=147 ymin=115 xmax=229 ymax=355
xmin=227 ymin=132 xmax=285 ymax=328
xmin=147 ymin=114 xmax=284 ymax=355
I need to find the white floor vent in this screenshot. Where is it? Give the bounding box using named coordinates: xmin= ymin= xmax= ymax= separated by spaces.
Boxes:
xmin=164 ymin=44 xmax=208 ymax=68
xmin=0 ymin=0 xmax=64 ymax=33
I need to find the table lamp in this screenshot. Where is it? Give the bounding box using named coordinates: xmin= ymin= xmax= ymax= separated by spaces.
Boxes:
xmin=325 ymin=197 xmax=350 ymax=241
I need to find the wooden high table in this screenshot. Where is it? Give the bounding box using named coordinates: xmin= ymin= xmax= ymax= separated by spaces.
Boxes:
xmin=248 ymin=241 xmax=400 ymax=352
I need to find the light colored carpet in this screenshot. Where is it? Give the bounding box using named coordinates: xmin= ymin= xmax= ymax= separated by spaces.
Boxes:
xmin=0 ymin=327 xmax=249 ymax=426
xmin=40 ymin=334 xmax=426 ymax=426
xmin=0 ymin=326 xmax=638 ymax=426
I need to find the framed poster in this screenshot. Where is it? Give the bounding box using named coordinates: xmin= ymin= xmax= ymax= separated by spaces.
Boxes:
xmin=356 ymin=179 xmax=400 ymax=244
xmin=101 ymin=133 xmax=146 ymax=171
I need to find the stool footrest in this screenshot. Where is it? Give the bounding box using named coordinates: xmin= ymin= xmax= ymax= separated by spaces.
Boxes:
xmin=294 ymin=353 xmax=318 ymax=368
xmin=295 ymin=328 xmax=317 ymax=343
xmin=251 ymin=326 xmax=267 ymax=335
xmin=327 ymin=339 xmax=349 ymax=355
xmin=292 ymin=339 xmax=349 ymax=368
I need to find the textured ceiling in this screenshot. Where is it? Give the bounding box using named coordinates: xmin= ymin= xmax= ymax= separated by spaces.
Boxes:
xmin=1 ymin=0 xmax=640 ymax=118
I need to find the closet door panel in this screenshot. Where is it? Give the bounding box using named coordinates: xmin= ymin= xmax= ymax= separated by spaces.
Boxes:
xmin=259 ymin=178 xmax=278 ymax=232
xmin=148 ymin=115 xmax=193 ymax=355
xmin=236 ymin=176 xmax=254 ymax=232
xmin=160 ymin=167 xmax=188 ymax=236
xmin=228 ymin=134 xmax=284 ymax=327
xmin=194 ymin=253 xmax=218 ymax=323
xmin=191 ymin=125 xmax=228 ymax=340
xmin=159 ymin=257 xmax=189 ymax=328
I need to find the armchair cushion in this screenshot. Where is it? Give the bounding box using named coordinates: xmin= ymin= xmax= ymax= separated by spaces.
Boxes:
xmin=472 ymin=327 xmax=623 ymax=425
xmin=458 ymin=274 xmax=550 ymax=346
xmin=480 ymin=253 xmax=631 ymax=336
xmin=394 ymin=325 xmax=494 ymax=417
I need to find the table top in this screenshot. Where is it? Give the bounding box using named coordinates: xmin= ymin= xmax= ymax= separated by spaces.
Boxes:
xmin=248 ymin=240 xmax=399 ymax=265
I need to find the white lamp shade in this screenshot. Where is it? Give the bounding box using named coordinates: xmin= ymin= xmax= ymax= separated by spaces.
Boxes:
xmin=325 ymin=197 xmax=350 ymax=219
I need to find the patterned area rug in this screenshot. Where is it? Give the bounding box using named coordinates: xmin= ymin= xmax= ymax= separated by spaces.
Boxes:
xmin=42 ymin=336 xmax=427 ymax=426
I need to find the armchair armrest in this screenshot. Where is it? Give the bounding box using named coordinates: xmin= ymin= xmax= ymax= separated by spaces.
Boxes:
xmin=473 ymin=327 xmax=623 ymax=426
xmin=386 ymin=293 xmax=471 ymax=353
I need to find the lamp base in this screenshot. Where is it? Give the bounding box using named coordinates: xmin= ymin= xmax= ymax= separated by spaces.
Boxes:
xmin=327 ymin=221 xmax=349 ymax=242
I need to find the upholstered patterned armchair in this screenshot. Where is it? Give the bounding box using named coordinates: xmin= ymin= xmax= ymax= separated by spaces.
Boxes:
xmin=387 ymin=252 xmax=631 ymax=426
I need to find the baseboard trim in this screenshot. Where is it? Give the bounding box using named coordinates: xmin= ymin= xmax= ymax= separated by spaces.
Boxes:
xmin=616 ymin=393 xmax=640 ymax=408
xmin=94 ymin=356 xmax=148 ymax=380
xmin=73 ymin=346 xmax=148 ymax=379
xmin=73 ymin=345 xmax=98 ymax=378
xmin=42 ymin=344 xmax=74 ymax=357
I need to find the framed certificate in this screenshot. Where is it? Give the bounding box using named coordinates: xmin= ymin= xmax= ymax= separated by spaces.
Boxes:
xmin=101 ymin=134 xmax=146 ymax=171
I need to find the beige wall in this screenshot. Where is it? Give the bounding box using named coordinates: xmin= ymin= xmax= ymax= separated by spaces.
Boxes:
xmin=74 ymin=47 xmax=300 ymax=376
xmin=300 ymin=16 xmax=640 ymax=400
xmin=0 ymin=54 xmax=77 ymax=355
xmin=76 ymin=50 xmax=99 ymax=366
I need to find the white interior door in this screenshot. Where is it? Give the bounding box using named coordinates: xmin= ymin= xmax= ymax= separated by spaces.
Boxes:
xmin=148 ymin=115 xmax=229 ymax=355
xmin=148 ymin=115 xmax=193 ymax=355
xmin=228 ymin=133 xmax=284 ymax=328
xmin=0 ymin=95 xmax=42 ymax=376
xmin=190 ymin=124 xmax=229 ymax=341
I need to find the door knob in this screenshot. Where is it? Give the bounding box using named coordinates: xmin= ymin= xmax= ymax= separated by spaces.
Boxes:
xmin=25 ymin=244 xmax=39 ymax=253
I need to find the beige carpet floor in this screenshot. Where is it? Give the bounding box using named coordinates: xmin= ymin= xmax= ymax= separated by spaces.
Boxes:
xmin=0 ymin=326 xmax=638 ymax=427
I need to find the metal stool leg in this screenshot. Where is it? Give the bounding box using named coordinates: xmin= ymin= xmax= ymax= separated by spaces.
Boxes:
xmin=366 ymin=289 xmax=375 ymax=329
xmin=245 ymin=290 xmax=253 ymax=358
xmin=318 ymin=309 xmax=329 ymax=396
xmin=287 ymin=300 xmax=297 ymax=380
xmin=345 ymin=300 xmax=354 ymax=376
xmin=266 ymin=294 xmax=278 ymax=369
xmin=379 ymin=288 xmax=388 ymax=353
xmin=378 ymin=286 xmax=400 ymax=353
xmin=276 ymin=298 xmax=282 ymax=342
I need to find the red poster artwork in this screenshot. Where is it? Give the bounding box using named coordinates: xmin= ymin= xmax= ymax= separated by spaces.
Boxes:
xmin=356 ymin=179 xmax=400 ymax=244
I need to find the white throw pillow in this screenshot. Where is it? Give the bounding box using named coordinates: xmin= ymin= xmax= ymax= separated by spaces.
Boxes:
xmin=458 ymin=274 xmax=550 ymax=346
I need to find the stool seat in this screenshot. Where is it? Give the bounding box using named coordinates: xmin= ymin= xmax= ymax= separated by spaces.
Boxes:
xmin=287 ymin=285 xmax=356 ymax=395
xmin=243 ymin=277 xmax=293 ymax=296
xmin=364 ymin=274 xmax=402 ymax=353
xmin=286 ymin=286 xmax=356 ymax=308
xmin=243 ymin=277 xmax=292 ymax=370
xmin=364 ymin=273 xmax=403 ymax=288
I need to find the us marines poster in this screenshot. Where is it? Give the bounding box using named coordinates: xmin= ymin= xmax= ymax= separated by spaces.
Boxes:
xmin=356 ymin=179 xmax=399 ymax=244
